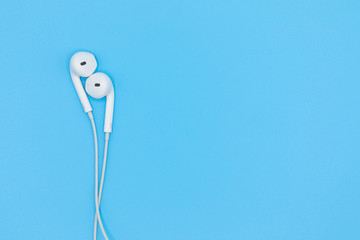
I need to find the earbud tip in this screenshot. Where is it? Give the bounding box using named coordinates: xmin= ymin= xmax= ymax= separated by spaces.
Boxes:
xmin=70 ymin=51 xmax=97 ymax=77
xmin=85 ymin=72 xmax=113 ymax=99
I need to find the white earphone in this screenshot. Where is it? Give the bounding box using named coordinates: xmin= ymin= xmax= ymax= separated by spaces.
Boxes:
xmin=70 ymin=51 xmax=114 ymax=240
xmin=70 ymin=51 xmax=97 ymax=113
xmin=86 ymin=72 xmax=114 ymax=133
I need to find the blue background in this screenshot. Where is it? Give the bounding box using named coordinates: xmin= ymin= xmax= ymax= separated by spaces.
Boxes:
xmin=1 ymin=0 xmax=360 ymax=239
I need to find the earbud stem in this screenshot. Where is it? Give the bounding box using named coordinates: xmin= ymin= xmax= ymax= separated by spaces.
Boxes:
xmin=70 ymin=72 xmax=93 ymax=113
xmin=104 ymin=89 xmax=114 ymax=133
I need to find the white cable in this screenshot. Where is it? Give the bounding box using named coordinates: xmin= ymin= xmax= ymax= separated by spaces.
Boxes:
xmin=94 ymin=132 xmax=110 ymax=239
xmin=88 ymin=112 xmax=109 ymax=240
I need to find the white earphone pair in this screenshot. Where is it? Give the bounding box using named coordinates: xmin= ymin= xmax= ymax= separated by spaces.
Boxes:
xmin=70 ymin=51 xmax=114 ymax=240
xmin=70 ymin=51 xmax=114 ymax=132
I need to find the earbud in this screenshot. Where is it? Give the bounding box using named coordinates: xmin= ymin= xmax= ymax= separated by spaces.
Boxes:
xmin=70 ymin=51 xmax=98 ymax=113
xmin=85 ymin=72 xmax=114 ymax=133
